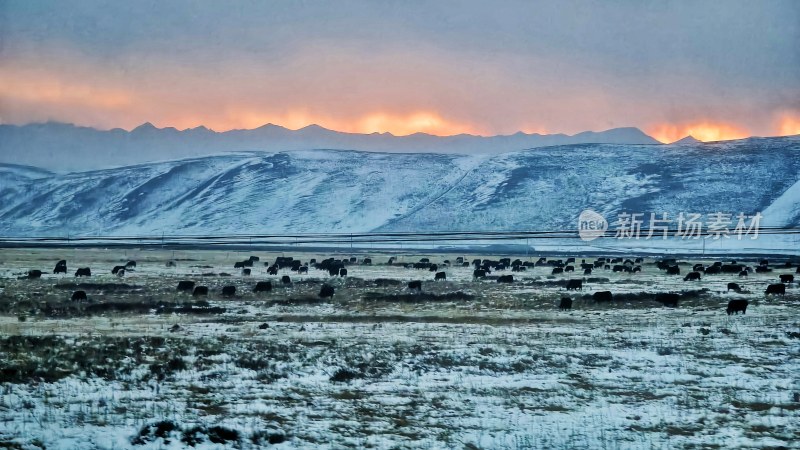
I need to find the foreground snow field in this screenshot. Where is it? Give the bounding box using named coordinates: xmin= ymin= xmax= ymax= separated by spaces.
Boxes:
xmin=1 ymin=248 xmax=798 ymax=449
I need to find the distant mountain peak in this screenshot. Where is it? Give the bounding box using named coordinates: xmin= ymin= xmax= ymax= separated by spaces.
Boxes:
xmin=672 ymin=135 xmax=702 ymax=145
xmin=298 ymin=124 xmax=330 ymax=132
xmin=132 ymin=122 xmax=158 ymax=132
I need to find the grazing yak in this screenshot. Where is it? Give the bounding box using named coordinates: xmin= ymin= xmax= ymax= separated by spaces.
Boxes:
xmin=115 ymin=269 xmax=125 ymax=277
xmin=53 ymin=260 xmax=67 ymax=274
xmin=75 ymin=267 xmax=91 ymax=277
xmin=739 ymin=270 xmax=748 ymax=278
xmin=298 ymin=266 xmax=308 ymax=274
xmin=281 ymin=275 xmax=291 ymax=284
xmin=727 ymin=282 xmax=742 ymax=293
xmin=27 ymin=270 xmax=43 ymax=279
xmin=655 ymin=293 xmax=679 ymax=308
xmin=254 ymin=281 xmax=272 ymax=292
xmin=71 ymin=290 xmax=87 ymax=301
xmin=177 ymin=281 xmax=195 ymax=292
xmin=192 ymin=286 xmax=209 ymax=296
xmin=221 ymin=286 xmax=236 ymax=296
xmin=319 ymin=284 xmax=335 ymax=298
xmin=267 ymin=266 xmax=279 ymax=275
xmin=125 ymin=261 xmax=136 ymax=269
xmin=408 ymin=280 xmax=422 ymax=291
xmin=583 ymin=268 xmax=592 ymax=275
xmin=755 ymin=266 xmax=772 ymax=273
xmin=434 ymin=271 xmax=447 ymax=281
xmin=559 ymin=297 xmax=572 ymax=311
xmin=721 ymin=264 xmax=743 ymax=274
xmin=684 ymin=271 xmax=701 ymax=281
xmin=727 ymin=299 xmax=748 ymax=315
xmin=249 ymin=256 xmax=260 ymax=262
xmin=666 ymin=265 xmax=681 ymax=275
xmin=275 ymin=256 xmax=295 ymax=268
xmin=473 ymin=269 xmax=487 ymax=279
xmin=242 ymin=268 xmax=251 ymax=276
xmin=339 ymin=268 xmax=348 ymax=277
xmin=112 ymin=265 xmax=126 ymax=275
xmin=765 ymin=284 xmax=786 ymax=295
xmin=552 ymin=267 xmax=564 ymax=275
xmin=779 ymin=274 xmax=794 ymax=283
xmin=593 ymin=291 xmax=613 ymax=302
xmin=566 ymin=279 xmax=583 ymax=291
xmin=497 ymin=275 xmax=514 ymax=283
xmin=564 ymin=265 xmax=575 ymax=272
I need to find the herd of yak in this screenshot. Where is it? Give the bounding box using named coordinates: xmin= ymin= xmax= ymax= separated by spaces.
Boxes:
xmin=17 ymin=254 xmax=797 ymax=316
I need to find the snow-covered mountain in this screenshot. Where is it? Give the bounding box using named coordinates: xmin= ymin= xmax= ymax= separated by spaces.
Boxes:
xmin=0 ymin=122 xmax=660 ymax=172
xmin=0 ymin=136 xmax=798 ymax=240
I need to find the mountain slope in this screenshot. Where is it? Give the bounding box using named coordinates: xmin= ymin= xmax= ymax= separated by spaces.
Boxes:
xmin=0 ymin=137 xmax=798 ymax=238
xmin=0 ymin=122 xmax=661 ymax=172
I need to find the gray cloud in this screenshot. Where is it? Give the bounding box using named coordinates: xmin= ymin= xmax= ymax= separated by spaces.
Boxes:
xmin=1 ymin=0 xmax=798 ymax=139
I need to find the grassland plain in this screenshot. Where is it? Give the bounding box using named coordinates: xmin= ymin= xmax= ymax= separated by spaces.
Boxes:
xmin=1 ymin=248 xmax=798 ymax=449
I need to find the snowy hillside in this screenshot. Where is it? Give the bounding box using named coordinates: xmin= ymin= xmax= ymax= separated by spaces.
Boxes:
xmin=0 ymin=136 xmax=798 ymax=240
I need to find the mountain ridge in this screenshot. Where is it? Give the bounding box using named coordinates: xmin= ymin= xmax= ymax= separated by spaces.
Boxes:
xmin=0 ymin=121 xmax=662 ymax=172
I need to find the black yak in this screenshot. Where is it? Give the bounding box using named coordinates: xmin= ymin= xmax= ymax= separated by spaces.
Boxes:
xmin=726 ymin=299 xmax=748 ymax=315
xmin=593 ymin=291 xmax=613 ymax=302
xmin=655 ymin=293 xmax=679 ymax=307
xmin=221 ymin=285 xmax=236 ymax=296
xmin=566 ymin=279 xmax=583 ymax=291
xmin=53 ymin=260 xmax=67 ymax=274
xmin=177 ymin=280 xmax=195 ymax=292
xmin=765 ymin=284 xmax=786 ymax=295
xmin=684 ymin=271 xmax=701 ymax=281
xmin=254 ymin=281 xmax=272 ymax=292
xmin=192 ymin=286 xmax=209 ymax=296
xmin=319 ymin=284 xmax=335 ymax=298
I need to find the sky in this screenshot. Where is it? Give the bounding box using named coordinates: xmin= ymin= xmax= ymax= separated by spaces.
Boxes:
xmin=0 ymin=0 xmax=798 ymax=143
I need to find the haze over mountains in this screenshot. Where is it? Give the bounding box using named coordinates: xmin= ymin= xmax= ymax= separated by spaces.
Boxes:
xmin=0 ymin=122 xmax=661 ymax=172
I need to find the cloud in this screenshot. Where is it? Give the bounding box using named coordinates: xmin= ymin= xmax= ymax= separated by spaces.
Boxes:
xmin=1 ymin=1 xmax=798 ymax=138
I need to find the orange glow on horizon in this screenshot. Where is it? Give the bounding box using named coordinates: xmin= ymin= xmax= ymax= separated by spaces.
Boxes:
xmin=4 ymin=69 xmax=799 ymax=140
xmin=646 ymin=122 xmax=750 ymax=143
xmin=778 ymin=115 xmax=800 ymax=136
xmin=159 ymin=110 xmax=482 ymax=137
